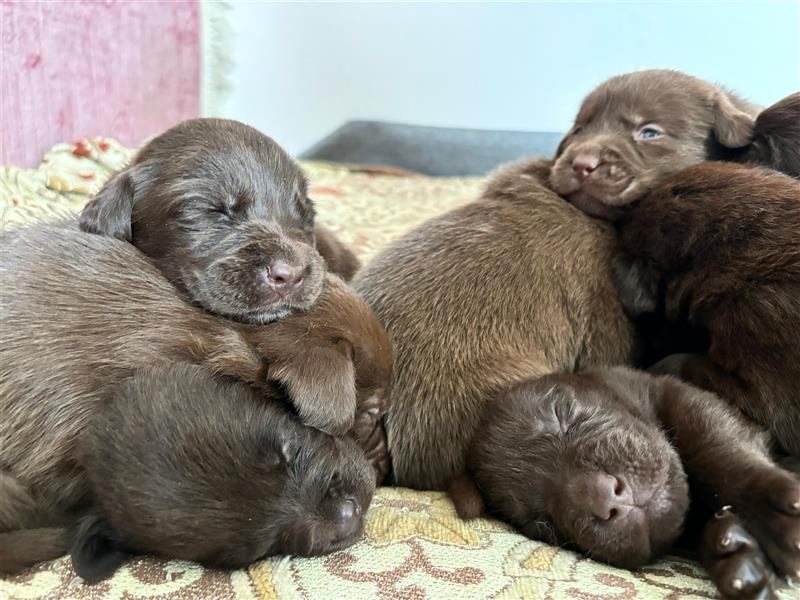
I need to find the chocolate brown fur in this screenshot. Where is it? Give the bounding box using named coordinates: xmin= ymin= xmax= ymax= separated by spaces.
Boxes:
xmin=353 ymin=159 xmax=635 ymax=489
xmin=78 ymin=118 xmax=327 ymax=323
xmin=612 ymin=162 xmax=800 ymax=457
xmin=737 ymin=92 xmax=800 ymax=178
xmin=455 ymin=366 xmax=800 ymax=598
xmin=314 ymin=225 xmax=361 ymax=281
xmin=549 ymin=70 xmax=758 ymax=219
xmin=0 ymin=223 xmax=391 ymax=543
xmin=1 ymin=364 xmax=375 ymax=578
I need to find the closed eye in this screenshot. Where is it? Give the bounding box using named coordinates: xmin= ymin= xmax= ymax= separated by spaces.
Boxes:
xmin=207 ymin=205 xmax=231 ymax=219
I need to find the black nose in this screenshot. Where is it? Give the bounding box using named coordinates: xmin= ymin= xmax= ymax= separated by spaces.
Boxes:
xmin=333 ymin=498 xmax=361 ymax=540
xmin=264 ymin=260 xmax=305 ymax=293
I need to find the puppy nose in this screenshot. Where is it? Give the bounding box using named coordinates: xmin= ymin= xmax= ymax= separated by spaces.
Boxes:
xmin=265 ymin=260 xmax=304 ymax=292
xmin=588 ymin=474 xmax=633 ymax=521
xmin=572 ymin=154 xmax=601 ymax=180
xmin=333 ymin=498 xmax=361 ymax=540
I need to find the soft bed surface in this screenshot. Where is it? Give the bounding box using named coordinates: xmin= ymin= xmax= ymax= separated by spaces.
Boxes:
xmin=0 ymin=139 xmax=723 ymax=599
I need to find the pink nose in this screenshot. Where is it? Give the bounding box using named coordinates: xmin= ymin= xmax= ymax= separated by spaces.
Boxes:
xmin=587 ymin=474 xmax=633 ymax=521
xmin=572 ymin=154 xmax=601 ymax=181
xmin=264 ymin=260 xmax=305 ymax=293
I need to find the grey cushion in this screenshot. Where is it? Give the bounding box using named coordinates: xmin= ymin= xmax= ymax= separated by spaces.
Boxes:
xmin=301 ymin=120 xmax=563 ymax=176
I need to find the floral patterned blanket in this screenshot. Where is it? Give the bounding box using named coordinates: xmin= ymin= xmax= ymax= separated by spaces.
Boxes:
xmin=0 ymin=139 xmax=727 ymax=599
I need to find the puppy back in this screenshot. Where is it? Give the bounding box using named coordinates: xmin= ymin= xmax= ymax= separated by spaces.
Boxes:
xmin=354 ymin=159 xmax=635 ymax=489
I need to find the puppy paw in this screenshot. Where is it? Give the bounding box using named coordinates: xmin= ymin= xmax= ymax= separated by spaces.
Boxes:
xmin=737 ymin=469 xmax=800 ymax=582
xmin=704 ymin=469 xmax=800 ymax=599
xmin=702 ymin=509 xmax=775 ymax=599
xmin=350 ymin=402 xmax=390 ymax=485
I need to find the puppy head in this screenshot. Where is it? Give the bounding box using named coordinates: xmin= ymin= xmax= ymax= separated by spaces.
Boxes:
xmin=253 ymin=274 xmax=393 ymax=438
xmin=550 ymin=69 xmax=758 ymax=219
xmin=73 ymin=364 xmax=375 ymax=581
xmin=79 ymin=118 xmax=325 ymax=323
xmin=739 ymin=92 xmax=800 ymax=178
xmin=468 ymin=373 xmax=689 ymax=569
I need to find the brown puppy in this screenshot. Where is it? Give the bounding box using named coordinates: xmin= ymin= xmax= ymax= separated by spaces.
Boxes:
xmin=314 ymin=225 xmax=361 ymax=281
xmin=0 ymin=364 xmax=376 ymax=579
xmin=78 ymin=118 xmax=329 ymax=323
xmin=0 ymin=223 xmax=391 ymax=539
xmin=352 ymin=159 xmax=636 ymax=489
xmin=737 ymin=92 xmax=800 ymax=178
xmin=549 ymin=69 xmax=758 ymax=219
xmin=611 ymin=162 xmax=800 ymax=458
xmin=452 ymin=367 xmax=800 ymax=599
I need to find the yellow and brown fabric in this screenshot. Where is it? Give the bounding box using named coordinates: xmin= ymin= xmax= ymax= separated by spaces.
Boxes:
xmin=0 ymin=139 xmax=739 ymax=599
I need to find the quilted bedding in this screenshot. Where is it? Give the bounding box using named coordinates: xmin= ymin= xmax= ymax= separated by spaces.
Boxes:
xmin=0 ymin=139 xmax=730 ymax=600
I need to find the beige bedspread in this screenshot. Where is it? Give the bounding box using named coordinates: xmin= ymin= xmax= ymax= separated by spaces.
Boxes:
xmin=0 ymin=139 xmax=726 ymax=599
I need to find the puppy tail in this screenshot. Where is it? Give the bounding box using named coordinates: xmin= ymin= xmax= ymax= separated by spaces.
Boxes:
xmin=0 ymin=527 xmax=70 ymax=573
xmin=448 ymin=473 xmax=485 ymax=520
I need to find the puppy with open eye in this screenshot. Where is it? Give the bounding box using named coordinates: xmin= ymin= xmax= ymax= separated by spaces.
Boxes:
xmin=78 ymin=117 xmax=359 ymax=321
xmin=549 ymin=69 xmax=759 ymax=219
xmin=0 ymin=363 xmax=376 ymax=579
xmin=453 ymin=366 xmax=800 ymax=600
xmin=352 ymin=158 xmax=636 ymax=490
xmin=0 ymin=223 xmax=391 ymax=553
xmin=611 ymin=162 xmax=800 ymax=459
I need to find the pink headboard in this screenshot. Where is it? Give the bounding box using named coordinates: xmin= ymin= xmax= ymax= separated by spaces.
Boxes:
xmin=1 ymin=0 xmax=201 ymax=167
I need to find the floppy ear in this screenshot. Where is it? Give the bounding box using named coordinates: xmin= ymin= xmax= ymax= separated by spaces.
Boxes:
xmin=712 ymin=90 xmax=755 ymax=148
xmin=70 ymin=515 xmax=128 ymax=583
xmin=78 ymin=169 xmax=137 ymax=241
xmin=269 ymin=340 xmax=357 ymax=437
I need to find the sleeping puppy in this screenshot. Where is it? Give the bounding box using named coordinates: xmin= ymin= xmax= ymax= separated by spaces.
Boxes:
xmin=78 ymin=117 xmax=359 ymax=321
xmin=0 ymin=364 xmax=376 ymax=579
xmin=549 ymin=69 xmax=759 ymax=219
xmin=452 ymin=366 xmax=800 ymax=600
xmin=611 ymin=162 xmax=800 ymax=458
xmin=352 ymin=159 xmax=636 ymax=489
xmin=0 ymin=223 xmax=391 ymax=543
xmin=736 ymin=92 xmax=800 ymax=178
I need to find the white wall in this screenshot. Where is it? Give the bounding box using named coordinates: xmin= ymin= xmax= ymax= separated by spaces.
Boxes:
xmin=220 ymin=1 xmax=800 ymax=155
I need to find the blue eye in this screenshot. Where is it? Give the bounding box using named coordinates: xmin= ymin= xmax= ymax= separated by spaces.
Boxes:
xmin=637 ymin=126 xmax=663 ymax=140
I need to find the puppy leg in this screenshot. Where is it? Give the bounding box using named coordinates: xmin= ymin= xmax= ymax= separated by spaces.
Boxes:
xmin=652 ymin=378 xmax=800 ymax=597
xmin=0 ymin=471 xmax=45 ymax=531
xmin=350 ymin=396 xmax=391 ymax=485
xmin=448 ymin=474 xmax=485 ymax=520
xmin=651 ymin=352 xmax=800 ymax=456
xmin=0 ymin=528 xmax=71 ymax=573
xmin=314 ymin=225 xmax=361 ymax=282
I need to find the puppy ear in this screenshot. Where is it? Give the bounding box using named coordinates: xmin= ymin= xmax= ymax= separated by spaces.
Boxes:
xmin=269 ymin=340 xmax=357 ymax=436
xmin=70 ymin=515 xmax=128 ymax=583
xmin=712 ymin=90 xmax=755 ymax=148
xmin=78 ymin=169 xmax=137 ymax=241
xmin=79 ymin=159 xmax=158 ymax=241
xmin=449 ymin=474 xmax=485 ymax=520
